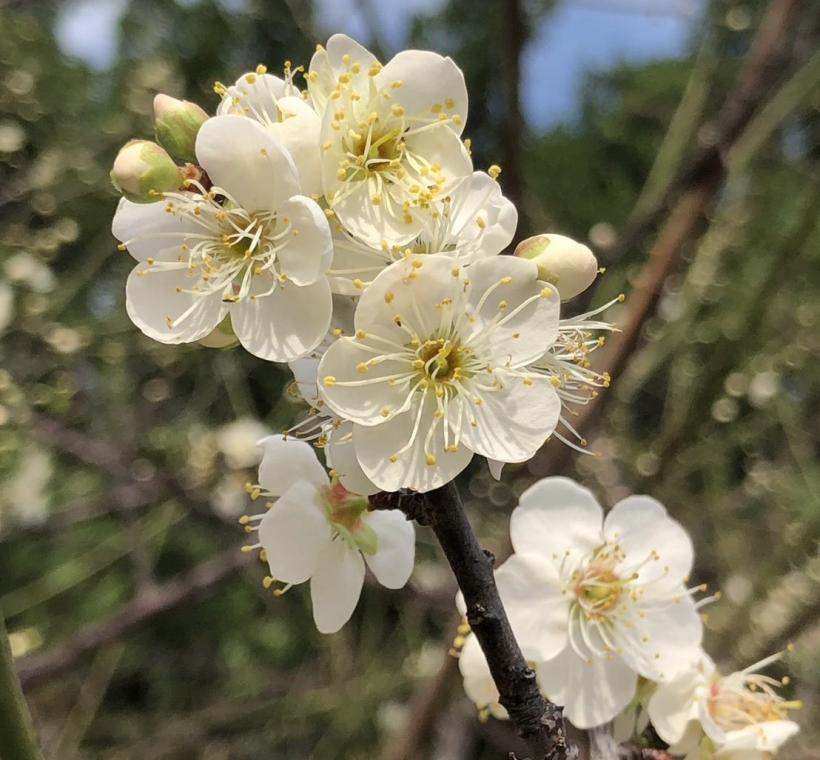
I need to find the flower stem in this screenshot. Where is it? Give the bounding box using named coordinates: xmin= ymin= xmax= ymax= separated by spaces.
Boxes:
xmin=0 ymin=605 xmax=44 ymax=760
xmin=371 ymin=482 xmax=576 ymax=760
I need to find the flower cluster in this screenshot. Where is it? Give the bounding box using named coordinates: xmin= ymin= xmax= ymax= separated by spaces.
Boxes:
xmin=109 ymin=33 xmax=612 ymax=494
xmin=457 ymin=477 xmax=801 ymax=758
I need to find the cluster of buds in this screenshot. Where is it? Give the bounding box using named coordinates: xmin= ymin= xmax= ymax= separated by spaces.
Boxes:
xmin=110 ymin=95 xmax=208 ymax=202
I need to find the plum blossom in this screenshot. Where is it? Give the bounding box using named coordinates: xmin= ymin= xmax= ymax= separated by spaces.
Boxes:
xmin=242 ymin=435 xmax=415 ymax=633
xmin=113 ymin=115 xmax=334 ymax=362
xmin=317 ymin=254 xmax=562 ymax=492
xmin=494 ymin=477 xmax=703 ymax=729
xmin=327 ymin=170 xmax=517 ymax=295
xmin=216 ymin=66 xmax=323 ymax=195
xmin=307 ymin=34 xmax=472 ymax=246
xmin=458 ymin=632 xmax=507 ymax=721
xmin=648 ymin=652 xmax=801 ymax=759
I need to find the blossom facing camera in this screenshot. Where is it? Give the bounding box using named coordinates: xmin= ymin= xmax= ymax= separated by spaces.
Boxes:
xmin=495 ymin=477 xmax=703 ymax=729
xmin=112 ymin=115 xmax=334 ymax=362
xmin=242 ymin=435 xmax=415 ymax=633
xmin=110 ymin=139 xmax=182 ymax=203
xmin=308 ymin=34 xmax=473 ymax=247
xmin=514 ymin=233 xmax=598 ymax=300
xmin=153 ymin=94 xmax=209 ymax=163
xmin=317 ymin=254 xmax=562 ymax=493
xmin=648 ymin=652 xmax=801 ymax=759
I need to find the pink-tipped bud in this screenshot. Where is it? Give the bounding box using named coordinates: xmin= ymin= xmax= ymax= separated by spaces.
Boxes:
xmin=514 ymin=234 xmax=598 ymax=300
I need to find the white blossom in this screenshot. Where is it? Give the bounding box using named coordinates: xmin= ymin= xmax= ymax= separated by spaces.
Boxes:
xmin=242 ymin=435 xmax=415 ymax=633
xmin=317 ymin=254 xmax=562 ymax=492
xmin=458 ymin=632 xmax=508 ymax=721
xmin=112 ymin=115 xmax=334 ymax=362
xmin=648 ymin=652 xmax=801 ymax=759
xmin=307 ymin=34 xmax=473 ymax=247
xmin=217 ymin=66 xmax=323 ymax=195
xmin=327 ymin=170 xmax=517 ymax=295
xmin=494 ymin=477 xmax=703 ymax=729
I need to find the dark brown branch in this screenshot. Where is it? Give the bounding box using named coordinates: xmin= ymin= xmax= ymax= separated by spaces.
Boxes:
xmin=16 ymin=549 xmax=253 ymax=688
xmin=372 ymin=483 xmax=576 ymax=760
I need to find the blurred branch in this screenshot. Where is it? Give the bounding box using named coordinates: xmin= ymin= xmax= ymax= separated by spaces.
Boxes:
xmin=379 ymin=648 xmax=459 ymax=760
xmin=531 ymin=0 xmax=804 ymax=475
xmin=372 ymin=483 xmax=575 ymax=760
xmin=0 ymin=606 xmax=44 ymax=760
xmin=16 ymin=548 xmax=254 ymax=688
xmin=49 ymin=643 xmax=125 ymax=760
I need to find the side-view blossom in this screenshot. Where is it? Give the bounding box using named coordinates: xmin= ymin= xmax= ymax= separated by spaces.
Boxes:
xmin=308 ymin=34 xmax=473 ymax=246
xmin=317 ymin=254 xmax=562 ymax=492
xmin=216 ymin=66 xmax=323 ymax=196
xmin=495 ymin=477 xmax=703 ymax=729
xmin=458 ymin=632 xmax=508 ymax=721
xmin=514 ymin=233 xmax=599 ymax=301
xmin=242 ymin=435 xmax=415 ymax=633
xmin=112 ymin=115 xmax=334 ymax=362
xmin=327 ymin=170 xmax=517 ymax=294
xmin=648 ymin=652 xmax=801 ymax=759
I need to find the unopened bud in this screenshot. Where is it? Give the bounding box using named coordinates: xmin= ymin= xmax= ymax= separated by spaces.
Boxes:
xmin=153 ymin=94 xmax=209 ymax=163
xmin=514 ymin=234 xmax=598 ymax=300
xmin=110 ymin=140 xmax=181 ymax=203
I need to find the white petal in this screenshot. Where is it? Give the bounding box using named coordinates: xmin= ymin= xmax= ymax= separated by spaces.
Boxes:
xmin=511 ymin=477 xmax=604 ymax=561
xmin=232 ymin=276 xmax=332 ymax=362
xmin=258 ymin=480 xmax=332 ymax=584
xmin=376 ymin=50 xmax=468 ymax=133
xmin=536 ymin=647 xmax=637 ymax=729
xmin=270 ymin=96 xmax=323 ymax=196
xmin=353 ymin=393 xmax=473 ymax=493
xmin=604 ymin=496 xmax=694 ymax=590
xmin=310 ymin=537 xmax=366 ymax=633
xmin=487 ymin=458 xmax=505 ymax=480
xmin=328 ymin=178 xmax=422 ymax=249
xmin=647 ymin=664 xmax=708 ymax=745
xmin=325 ymin=422 xmax=379 ymax=496
xmin=616 ymin=592 xmax=703 ymax=682
xmin=459 ymin=634 xmax=507 ymax=717
xmin=718 ymin=721 xmax=800 ymax=754
xmin=289 ymin=356 xmax=320 ymax=405
xmin=457 ymin=372 xmax=560 ymax=463
xmin=466 ymin=255 xmax=561 ymax=366
xmin=327 ymin=231 xmax=386 ymax=295
xmin=217 ymin=72 xmax=289 ymax=120
xmin=125 ymin=262 xmax=225 ymax=344
xmin=195 ymin=115 xmax=300 ymax=213
xmin=354 ymin=254 xmax=463 ymax=344
xmin=404 ymin=126 xmax=472 ymax=192
xmin=112 ymin=197 xmax=200 ymax=262
xmin=363 ymin=509 xmax=415 ymax=588
xmin=445 ymin=171 xmax=517 ymax=258
xmin=308 ymin=34 xmax=378 ymax=112
xmin=317 ymin=337 xmax=411 ymax=425
xmin=257 ymin=434 xmax=329 ymax=496
xmin=275 ymin=195 xmax=333 ymax=286
xmin=495 ymin=554 xmax=568 ymax=661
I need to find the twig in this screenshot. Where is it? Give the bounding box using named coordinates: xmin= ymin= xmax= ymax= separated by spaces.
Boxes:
xmin=372 ymin=483 xmax=576 ymax=760
xmin=16 ymin=549 xmax=253 ymax=688
xmin=0 ymin=605 xmax=44 ymax=760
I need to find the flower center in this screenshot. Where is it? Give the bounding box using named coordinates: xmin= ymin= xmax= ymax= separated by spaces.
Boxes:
xmin=322 ymin=481 xmax=377 ymax=555
xmin=570 ymin=545 xmax=627 ymax=620
xmin=415 ymin=338 xmax=468 ymax=383
xmin=708 ymin=674 xmax=801 ymax=730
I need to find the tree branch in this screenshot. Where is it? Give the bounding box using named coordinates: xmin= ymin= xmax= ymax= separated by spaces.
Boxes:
xmin=16 ymin=549 xmax=253 ymax=688
xmin=372 ymin=483 xmax=576 ymax=760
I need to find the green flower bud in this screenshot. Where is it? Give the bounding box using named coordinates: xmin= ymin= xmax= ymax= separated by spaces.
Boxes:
xmin=110 ymin=139 xmax=181 ymax=203
xmin=153 ymin=93 xmax=209 ymax=163
xmin=514 ymin=233 xmax=598 ymax=300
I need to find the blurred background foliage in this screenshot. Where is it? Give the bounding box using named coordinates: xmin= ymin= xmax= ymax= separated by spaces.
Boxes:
xmin=0 ymin=0 xmax=818 ymax=758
